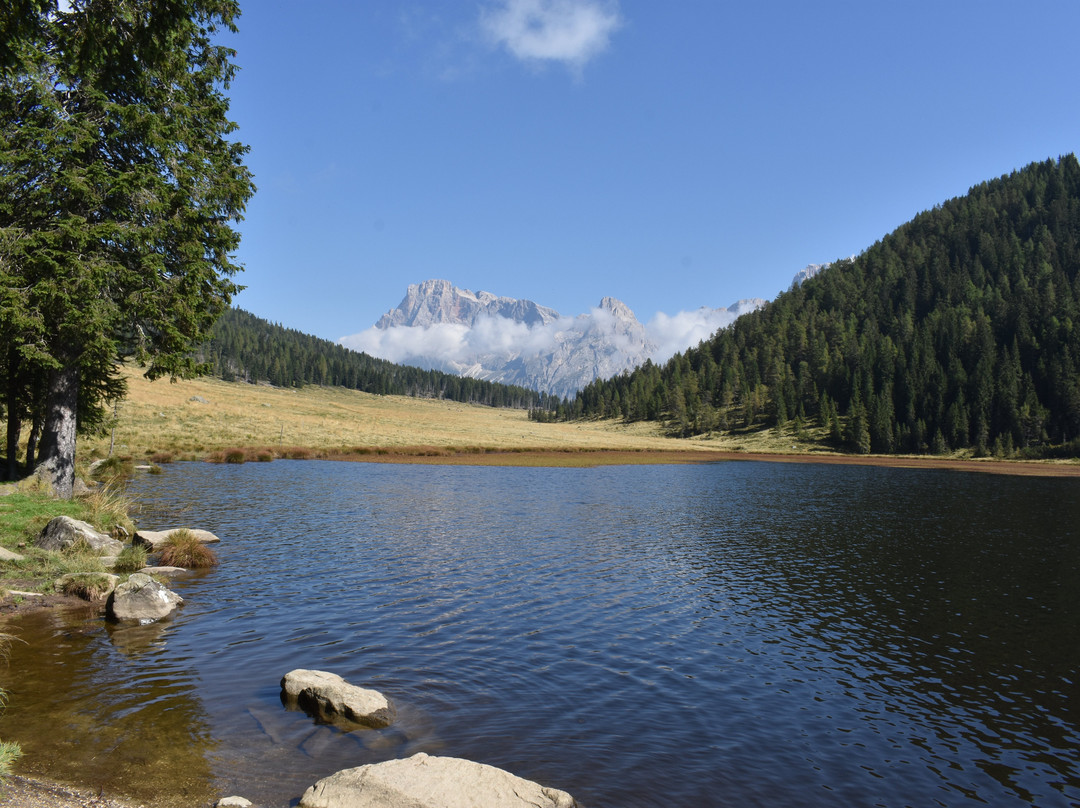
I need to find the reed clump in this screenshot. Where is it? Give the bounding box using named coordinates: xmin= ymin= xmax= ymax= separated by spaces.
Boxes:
xmin=159 ymin=529 xmax=218 ymax=568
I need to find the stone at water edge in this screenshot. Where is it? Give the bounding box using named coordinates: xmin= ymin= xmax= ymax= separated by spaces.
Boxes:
xmin=281 ymin=669 xmax=396 ymax=729
xmin=133 ymin=527 xmax=221 ymax=551
xmin=35 ymin=515 xmax=124 ymax=555
xmin=298 ymin=753 xmax=580 ymax=808
xmin=105 ymin=572 xmax=183 ymax=622
xmin=138 ymin=565 xmax=189 ymax=577
xmin=215 ymin=797 xmax=253 ymax=808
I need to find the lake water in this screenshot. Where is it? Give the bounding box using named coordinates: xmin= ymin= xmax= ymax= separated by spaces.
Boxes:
xmin=2 ymin=460 xmax=1079 ymax=807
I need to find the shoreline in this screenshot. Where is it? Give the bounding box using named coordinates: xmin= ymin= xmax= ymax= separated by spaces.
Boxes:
xmin=1 ymin=774 xmax=150 ymax=808
xmin=314 ymin=446 xmax=1080 ymax=476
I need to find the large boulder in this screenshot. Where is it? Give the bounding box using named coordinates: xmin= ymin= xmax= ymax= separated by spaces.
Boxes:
xmin=134 ymin=527 xmax=220 ymax=551
xmin=36 ymin=516 xmax=123 ymax=555
xmin=105 ymin=573 xmax=183 ymax=622
xmin=281 ymin=669 xmax=396 ymax=729
xmin=298 ymin=753 xmax=579 ymax=808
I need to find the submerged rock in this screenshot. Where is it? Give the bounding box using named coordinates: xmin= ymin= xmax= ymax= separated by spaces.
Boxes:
xmin=298 ymin=753 xmax=579 ymax=808
xmin=36 ymin=516 xmax=123 ymax=555
xmin=106 ymin=572 xmax=183 ymax=622
xmin=281 ymin=669 xmax=396 ymax=729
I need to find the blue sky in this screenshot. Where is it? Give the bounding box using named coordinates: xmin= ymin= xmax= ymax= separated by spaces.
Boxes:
xmin=221 ymin=0 xmax=1080 ymax=344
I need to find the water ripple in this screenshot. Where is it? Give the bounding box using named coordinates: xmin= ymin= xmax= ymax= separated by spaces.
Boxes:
xmin=3 ymin=461 xmax=1079 ymax=807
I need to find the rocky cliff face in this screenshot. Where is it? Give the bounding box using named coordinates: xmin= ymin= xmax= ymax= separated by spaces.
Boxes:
xmin=376 ymin=279 xmax=560 ymax=329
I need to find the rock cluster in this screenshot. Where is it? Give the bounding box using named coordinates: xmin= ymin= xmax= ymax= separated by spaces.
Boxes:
xmin=275 ymin=669 xmax=578 ymax=807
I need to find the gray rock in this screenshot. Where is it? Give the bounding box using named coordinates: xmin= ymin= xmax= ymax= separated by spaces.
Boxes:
xmin=105 ymin=573 xmax=183 ymax=622
xmin=215 ymin=798 xmax=253 ymax=808
xmin=36 ymin=516 xmax=124 ymax=555
xmin=0 ymin=547 xmax=25 ymax=562
xmin=133 ymin=527 xmax=220 ymax=551
xmin=298 ymin=753 xmax=579 ymax=808
xmin=138 ymin=565 xmax=189 ymax=577
xmin=281 ymin=669 xmax=395 ymax=729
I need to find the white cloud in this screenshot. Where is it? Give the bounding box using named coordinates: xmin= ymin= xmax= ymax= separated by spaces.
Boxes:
xmin=339 ymin=303 xmax=752 ymax=382
xmin=480 ymin=0 xmax=621 ymax=70
xmin=340 ymin=315 xmax=561 ymax=368
xmin=645 ymin=308 xmax=739 ymax=363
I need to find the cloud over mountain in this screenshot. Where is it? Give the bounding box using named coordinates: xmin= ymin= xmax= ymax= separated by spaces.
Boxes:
xmin=339 ymin=280 xmax=766 ymax=397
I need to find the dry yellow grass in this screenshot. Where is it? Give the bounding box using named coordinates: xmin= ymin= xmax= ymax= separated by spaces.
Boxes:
xmin=64 ymin=365 xmax=1079 ymax=475
xmin=82 ymin=364 xmax=705 ymax=460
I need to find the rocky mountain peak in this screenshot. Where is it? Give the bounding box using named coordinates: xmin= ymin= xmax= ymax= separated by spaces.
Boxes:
xmin=597 ymin=296 xmax=637 ymax=321
xmin=375 ymin=279 xmax=560 ymax=330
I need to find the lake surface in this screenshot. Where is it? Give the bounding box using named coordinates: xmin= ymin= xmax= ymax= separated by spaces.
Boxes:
xmin=2 ymin=460 xmax=1079 ymax=807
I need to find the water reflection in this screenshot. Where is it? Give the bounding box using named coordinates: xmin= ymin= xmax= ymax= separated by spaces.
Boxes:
xmin=0 ymin=607 xmax=216 ymax=807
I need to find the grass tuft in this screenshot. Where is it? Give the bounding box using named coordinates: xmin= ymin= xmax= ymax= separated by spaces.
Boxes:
xmin=113 ymin=544 xmax=148 ymax=574
xmin=159 ymin=529 xmax=218 ymax=568
xmin=59 ymin=573 xmax=116 ymax=601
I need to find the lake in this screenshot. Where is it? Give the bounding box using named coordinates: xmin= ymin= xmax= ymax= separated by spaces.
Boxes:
xmin=2 ymin=460 xmax=1079 ymax=807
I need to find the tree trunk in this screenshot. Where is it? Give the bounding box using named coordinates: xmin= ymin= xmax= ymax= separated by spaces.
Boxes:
xmin=35 ymin=365 xmax=80 ymax=499
xmin=5 ymin=343 xmax=22 ymax=481
xmin=26 ymin=411 xmax=42 ymax=471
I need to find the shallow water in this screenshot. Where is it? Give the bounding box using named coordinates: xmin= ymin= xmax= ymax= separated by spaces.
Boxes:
xmin=2 ymin=460 xmax=1079 ymax=806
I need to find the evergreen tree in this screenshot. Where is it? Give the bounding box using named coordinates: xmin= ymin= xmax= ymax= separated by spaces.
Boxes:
xmin=0 ymin=0 xmax=254 ymax=494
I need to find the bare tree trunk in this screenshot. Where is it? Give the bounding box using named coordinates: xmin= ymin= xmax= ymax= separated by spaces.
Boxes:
xmin=26 ymin=410 xmax=42 ymax=471
xmin=5 ymin=344 xmax=22 ymax=481
xmin=35 ymin=365 xmax=79 ymax=499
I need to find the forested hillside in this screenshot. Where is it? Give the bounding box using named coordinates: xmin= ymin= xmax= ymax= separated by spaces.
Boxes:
xmin=200 ymin=308 xmax=552 ymax=409
xmin=558 ymin=156 xmax=1080 ymax=456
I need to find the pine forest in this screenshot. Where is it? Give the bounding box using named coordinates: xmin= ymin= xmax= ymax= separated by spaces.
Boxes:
xmin=552 ymin=156 xmax=1080 ymax=458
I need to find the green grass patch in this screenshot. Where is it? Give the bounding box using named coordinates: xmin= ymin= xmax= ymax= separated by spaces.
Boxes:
xmin=1 ymin=488 xmax=131 ymax=593
xmin=113 ymin=544 xmax=148 ymax=574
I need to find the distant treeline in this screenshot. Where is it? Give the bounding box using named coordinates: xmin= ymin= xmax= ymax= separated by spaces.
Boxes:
xmin=200 ymin=308 xmax=557 ymax=410
xmin=542 ymin=155 xmax=1080 ymax=457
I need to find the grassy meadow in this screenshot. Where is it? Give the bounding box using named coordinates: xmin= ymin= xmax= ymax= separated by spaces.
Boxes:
xmin=78 ymin=364 xmax=733 ymax=463
xmin=63 ymin=365 xmax=1078 ymax=474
